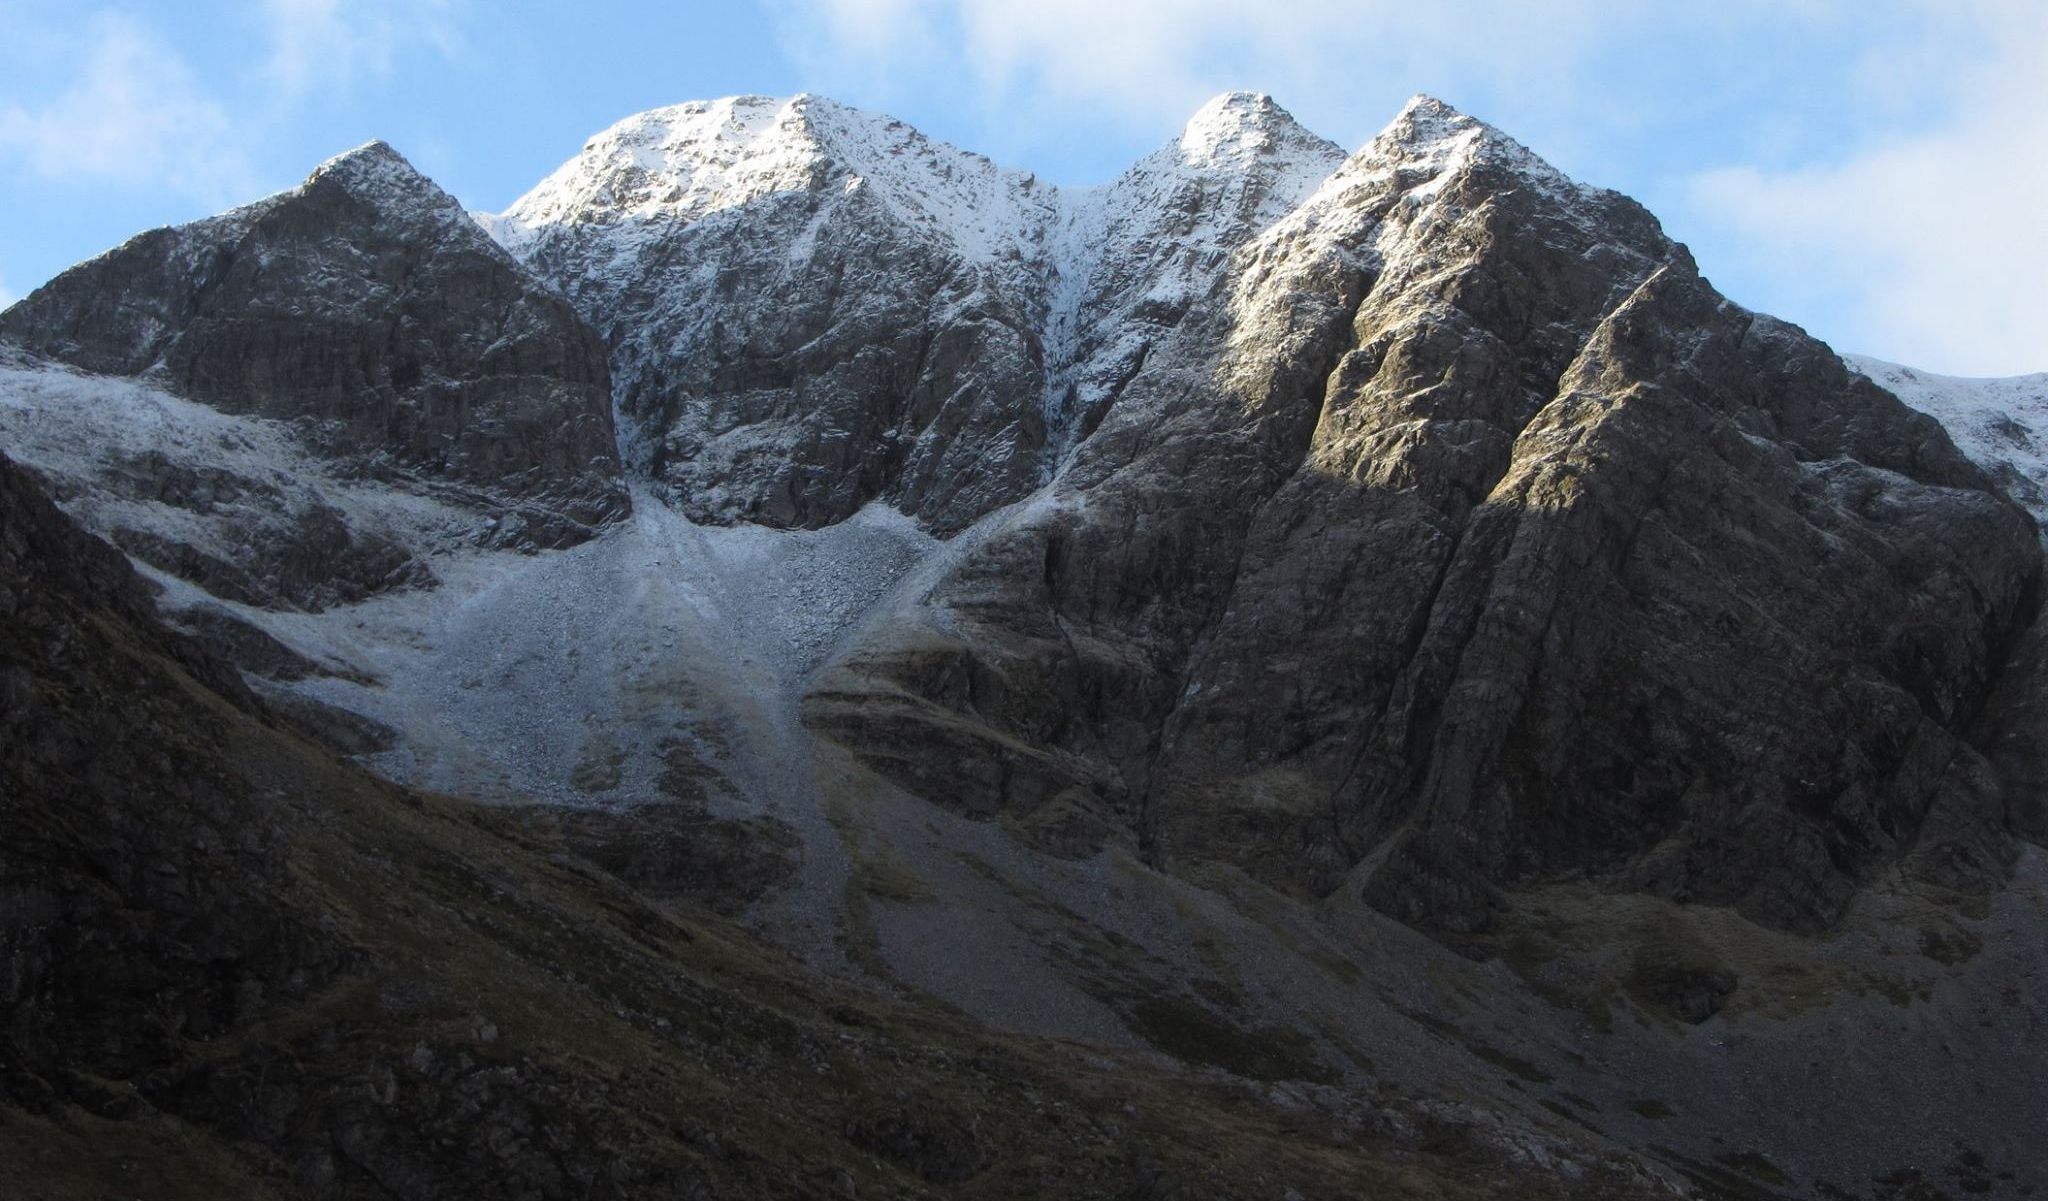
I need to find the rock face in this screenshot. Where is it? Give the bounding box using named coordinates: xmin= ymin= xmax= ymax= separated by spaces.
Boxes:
xmin=0 ymin=449 xmax=346 ymax=1096
xmin=0 ymin=349 xmax=440 ymax=619
xmin=1851 ymin=360 xmax=2048 ymax=847
xmin=804 ymin=98 xmax=2045 ymax=934
xmin=0 ymin=142 xmax=627 ymax=550
xmin=1850 ymin=356 xmax=2048 ymax=522
xmin=491 ymin=92 xmax=1344 ymax=533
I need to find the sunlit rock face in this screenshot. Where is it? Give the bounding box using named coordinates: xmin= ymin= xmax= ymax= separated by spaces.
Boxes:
xmin=798 ymin=98 xmax=2044 ymax=934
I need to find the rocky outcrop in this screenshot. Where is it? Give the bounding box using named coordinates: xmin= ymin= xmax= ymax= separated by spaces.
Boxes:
xmin=805 ymin=98 xmax=2045 ymax=934
xmin=0 ymin=141 xmax=627 ymax=550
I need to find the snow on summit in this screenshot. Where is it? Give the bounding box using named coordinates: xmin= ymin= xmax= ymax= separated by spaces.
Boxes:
xmin=484 ymin=91 xmax=1364 ymax=471
xmin=487 ymin=92 xmax=1354 ymax=285
xmin=493 ymin=94 xmax=1056 ymax=270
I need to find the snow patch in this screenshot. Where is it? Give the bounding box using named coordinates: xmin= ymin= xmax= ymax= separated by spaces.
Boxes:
xmin=1848 ymin=354 xmax=2048 ymax=522
xmin=0 ymin=359 xmax=487 ymax=567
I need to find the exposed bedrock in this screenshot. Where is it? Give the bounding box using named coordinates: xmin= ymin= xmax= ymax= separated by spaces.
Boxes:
xmin=805 ymin=100 xmax=2046 ymax=935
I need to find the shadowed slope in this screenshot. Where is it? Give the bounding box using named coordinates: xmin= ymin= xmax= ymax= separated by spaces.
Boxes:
xmin=0 ymin=448 xmax=1680 ymax=1200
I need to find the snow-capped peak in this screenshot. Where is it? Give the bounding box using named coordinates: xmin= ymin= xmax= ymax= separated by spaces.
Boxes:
xmin=489 ymin=92 xmax=1363 ymax=280
xmin=308 ymin=138 xmax=415 ymax=186
xmin=1228 ymin=92 xmax=1596 ymax=272
xmin=1059 ymin=90 xmax=1348 ymax=299
xmin=301 ymin=139 xmax=471 ymax=227
xmin=785 ymin=94 xmax=1056 ymax=267
xmin=1361 ymin=93 xmax=1579 ymax=203
xmin=134 ymin=136 xmax=493 ymax=278
xmin=486 ymin=90 xmax=1644 ymax=497
xmin=492 ymin=93 xmax=1053 ymax=271
xmin=1386 ymin=94 xmax=1471 ymax=144
xmin=491 ymin=95 xmax=829 ymax=248
xmin=1173 ymin=91 xmax=1322 ymax=171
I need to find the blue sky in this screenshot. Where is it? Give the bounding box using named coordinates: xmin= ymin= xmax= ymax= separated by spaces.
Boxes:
xmin=2 ymin=0 xmax=2042 ymax=375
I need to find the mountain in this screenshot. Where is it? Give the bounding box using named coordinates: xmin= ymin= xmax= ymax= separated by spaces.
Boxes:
xmin=0 ymin=141 xmax=628 ymax=556
xmin=4 ymin=92 xmax=2047 ymax=1200
xmin=1849 ymin=355 xmax=2048 ymax=520
xmin=489 ymin=91 xmax=1344 ymax=532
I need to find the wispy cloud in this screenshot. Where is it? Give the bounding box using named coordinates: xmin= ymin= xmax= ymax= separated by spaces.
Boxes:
xmin=0 ymin=11 xmax=258 ymax=204
xmin=771 ymin=0 xmax=2045 ymax=374
xmin=258 ymin=0 xmax=466 ymax=97
xmin=1688 ymin=2 xmax=2048 ymax=375
xmin=768 ymin=0 xmax=1732 ymax=148
xmin=0 ymin=3 xmax=469 ymax=207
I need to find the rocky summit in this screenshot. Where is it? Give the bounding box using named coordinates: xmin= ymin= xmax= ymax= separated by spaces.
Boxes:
xmin=0 ymin=141 xmax=628 ymax=555
xmin=3 ymin=93 xmax=2046 ymax=1201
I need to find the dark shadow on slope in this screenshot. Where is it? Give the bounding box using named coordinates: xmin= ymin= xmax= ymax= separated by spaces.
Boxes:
xmin=1 ymin=447 xmax=1701 ymax=1201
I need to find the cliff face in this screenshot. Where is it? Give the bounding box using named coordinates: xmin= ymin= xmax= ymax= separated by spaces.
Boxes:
xmin=0 ymin=142 xmax=627 ymax=552
xmin=800 ymin=99 xmax=2044 ymax=934
xmin=0 ymin=449 xmax=346 ymax=1103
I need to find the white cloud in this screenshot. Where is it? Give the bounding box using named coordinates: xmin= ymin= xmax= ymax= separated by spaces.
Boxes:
xmin=0 ymin=279 xmax=16 ymax=309
xmin=773 ymin=0 xmax=2046 ymax=375
xmin=1689 ymin=2 xmax=2048 ymax=376
xmin=767 ymin=0 xmax=1772 ymax=153
xmin=778 ymin=0 xmax=1551 ymax=129
xmin=0 ymin=3 xmax=468 ymax=207
xmin=259 ymin=0 xmax=465 ymax=96
xmin=0 ymin=12 xmax=258 ymax=204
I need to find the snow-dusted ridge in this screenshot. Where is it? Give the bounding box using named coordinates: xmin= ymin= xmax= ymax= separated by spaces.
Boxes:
xmin=1849 ymin=354 xmax=2048 ymax=523
xmin=488 ymin=94 xmax=1058 ymax=283
xmin=183 ymin=139 xmax=516 ymax=277
xmin=484 ymin=90 xmax=1542 ymax=279
xmin=489 ymin=91 xmax=1592 ymax=500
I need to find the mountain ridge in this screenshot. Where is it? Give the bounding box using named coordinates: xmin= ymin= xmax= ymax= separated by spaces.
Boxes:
xmin=485 ymin=90 xmax=1618 ymax=534
xmin=4 ymin=89 xmax=2047 ymax=1200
